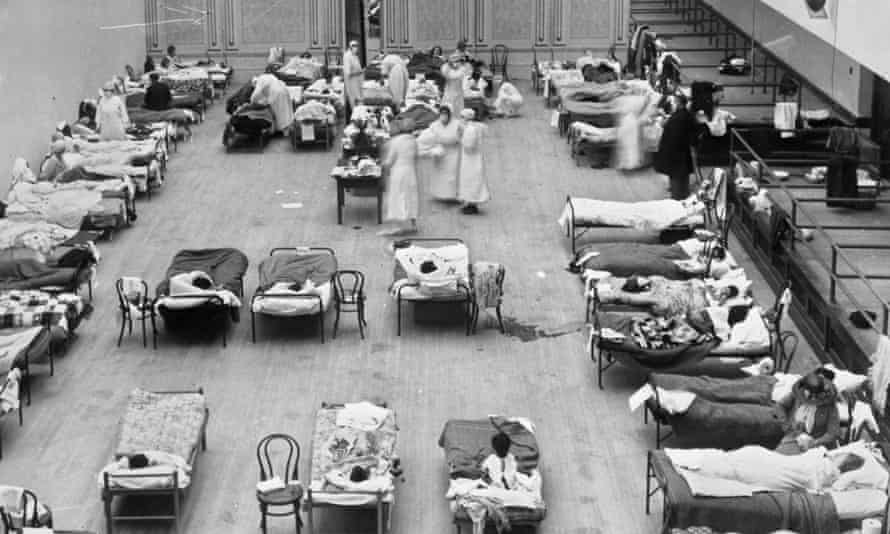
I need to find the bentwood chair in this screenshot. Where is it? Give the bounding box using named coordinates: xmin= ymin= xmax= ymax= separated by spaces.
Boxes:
xmin=332 ymin=270 xmax=367 ymax=340
xmin=115 ymin=277 xmax=157 ymax=349
xmin=490 ymin=44 xmax=509 ymax=81
xmin=256 ymin=434 xmax=302 ymax=534
xmin=763 ymin=284 xmax=797 ymax=373
xmin=0 ymin=488 xmax=53 ymax=530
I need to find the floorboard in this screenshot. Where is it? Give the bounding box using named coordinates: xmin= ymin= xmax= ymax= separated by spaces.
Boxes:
xmin=0 ymin=77 xmax=821 ymax=534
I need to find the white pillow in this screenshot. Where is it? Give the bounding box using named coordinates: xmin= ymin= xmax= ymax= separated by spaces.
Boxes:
xmin=824 ymin=364 xmax=869 ymax=393
xmin=831 ymin=442 xmax=889 ymax=491
xmin=829 ymin=488 xmax=888 ymax=520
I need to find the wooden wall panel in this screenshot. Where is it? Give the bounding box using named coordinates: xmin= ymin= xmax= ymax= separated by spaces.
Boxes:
xmin=567 ymin=0 xmax=611 ymax=41
xmin=158 ymin=0 xmax=207 ymax=51
xmin=409 ymin=0 xmax=461 ymax=52
xmin=490 ymin=0 xmax=534 ymax=47
xmin=239 ymin=0 xmax=305 ymax=44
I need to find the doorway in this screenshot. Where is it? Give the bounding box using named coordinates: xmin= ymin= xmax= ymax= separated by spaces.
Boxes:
xmin=871 ymin=74 xmax=890 ymax=177
xmin=344 ymin=0 xmax=381 ymax=65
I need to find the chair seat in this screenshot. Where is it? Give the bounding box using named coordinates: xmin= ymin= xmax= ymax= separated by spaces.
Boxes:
xmin=339 ymin=293 xmax=364 ymax=304
xmin=256 ymin=484 xmax=303 ymax=506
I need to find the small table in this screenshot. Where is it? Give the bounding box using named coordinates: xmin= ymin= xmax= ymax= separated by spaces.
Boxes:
xmin=331 ymin=160 xmax=383 ymax=224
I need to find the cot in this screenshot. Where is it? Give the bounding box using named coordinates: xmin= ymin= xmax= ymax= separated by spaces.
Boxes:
xmin=100 ymin=388 xmax=208 ymax=534
xmin=305 ymin=402 xmax=398 ymax=534
xmin=251 ymin=247 xmax=338 ymax=343
xmin=0 ymin=290 xmax=86 ymax=337
xmin=645 ymin=447 xmax=889 ymax=534
xmin=560 ymin=196 xmax=706 ymax=254
xmin=0 ymin=233 xmax=98 ymax=298
xmin=641 ymin=372 xmax=855 ymax=449
xmin=390 ymin=238 xmax=474 ymax=336
xmin=291 ymin=101 xmax=337 ymax=150
xmin=69 ymin=138 xmax=165 ymax=195
xmin=154 ymin=248 xmax=248 ymax=347
xmin=439 ymin=417 xmax=546 ymax=533
xmin=223 ymin=104 xmax=275 ymax=151
xmin=0 ymin=326 xmax=54 ymax=407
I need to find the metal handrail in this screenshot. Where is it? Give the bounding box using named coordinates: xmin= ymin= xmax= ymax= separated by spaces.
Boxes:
xmin=730 ymin=128 xmax=890 ymax=335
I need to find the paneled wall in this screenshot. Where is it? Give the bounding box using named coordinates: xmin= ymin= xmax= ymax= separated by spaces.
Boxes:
xmin=145 ymin=0 xmax=345 ymax=63
xmin=0 ymin=0 xmax=146 ymax=191
xmin=146 ymin=0 xmax=631 ymax=68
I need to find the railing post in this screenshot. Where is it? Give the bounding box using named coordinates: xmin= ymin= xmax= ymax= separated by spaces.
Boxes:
xmin=883 ymin=302 xmax=889 ymax=335
xmin=829 ymin=246 xmax=838 ymax=303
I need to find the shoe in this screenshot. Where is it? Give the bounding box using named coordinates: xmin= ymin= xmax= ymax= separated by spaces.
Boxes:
xmin=461 ymin=205 xmax=479 ymax=214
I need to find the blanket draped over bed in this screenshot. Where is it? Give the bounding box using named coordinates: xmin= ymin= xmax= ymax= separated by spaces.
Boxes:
xmin=156 ymin=248 xmax=248 ymax=324
xmin=258 ymin=252 xmax=337 ymax=291
xmin=309 ymin=404 xmax=398 ymax=506
xmin=598 ymin=313 xmax=720 ymax=371
xmin=651 ymin=451 xmax=840 ymax=534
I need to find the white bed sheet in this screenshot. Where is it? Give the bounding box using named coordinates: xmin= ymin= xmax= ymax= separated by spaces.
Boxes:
xmin=252 ymin=282 xmax=332 ymax=316
xmin=559 ymin=197 xmax=704 ymax=233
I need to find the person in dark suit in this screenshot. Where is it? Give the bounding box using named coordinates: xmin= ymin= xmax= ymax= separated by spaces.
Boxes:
xmin=144 ymin=72 xmax=172 ymax=111
xmin=654 ymin=93 xmax=699 ymax=200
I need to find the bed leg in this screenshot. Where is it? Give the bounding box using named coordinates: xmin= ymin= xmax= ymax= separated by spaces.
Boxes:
xmin=645 ymin=451 xmax=652 ymax=515
xmin=656 ymin=420 xmax=662 ymax=449
xmin=103 ymin=490 xmax=113 ymax=534
xmin=141 ymin=317 xmax=147 ymax=348
xmin=319 ymin=312 xmax=325 ymax=344
xmin=597 ymin=350 xmax=605 ymax=390
xmin=173 ymin=485 xmax=181 ymax=534
xmin=377 ymin=497 xmax=384 ymax=534
xmin=396 ymin=298 xmax=402 ymax=336
xmin=251 ymin=311 xmax=257 ymax=343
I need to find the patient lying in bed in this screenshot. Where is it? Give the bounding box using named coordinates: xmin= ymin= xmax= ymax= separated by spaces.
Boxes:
xmin=665 ymin=443 xmax=874 ymax=495
xmin=158 ymin=271 xmax=241 ymax=309
xmin=99 ymin=450 xmax=192 ymax=489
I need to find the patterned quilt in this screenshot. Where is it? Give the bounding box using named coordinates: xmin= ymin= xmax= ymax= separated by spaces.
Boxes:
xmin=116 ymin=389 xmax=207 ymax=463
xmin=0 ymin=290 xmax=83 ymax=331
xmin=310 ymin=406 xmax=398 ymax=492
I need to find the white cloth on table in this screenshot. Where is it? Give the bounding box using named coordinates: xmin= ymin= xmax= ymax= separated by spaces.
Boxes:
xmin=335 ymin=401 xmax=389 ymax=431
xmin=457 ymin=121 xmax=489 ymax=204
xmin=774 ymin=102 xmax=799 ymax=131
xmin=382 ymin=133 xmax=419 ymax=223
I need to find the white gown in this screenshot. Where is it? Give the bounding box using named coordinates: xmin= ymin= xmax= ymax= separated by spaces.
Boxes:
xmin=418 ymin=119 xmax=462 ymax=200
xmin=441 ymin=64 xmax=468 ymax=115
xmin=96 ymin=95 xmax=129 ymax=141
xmin=457 ymin=121 xmax=490 ymax=204
xmin=250 ymin=74 xmax=293 ymax=132
xmin=382 ymin=133 xmax=419 ymax=223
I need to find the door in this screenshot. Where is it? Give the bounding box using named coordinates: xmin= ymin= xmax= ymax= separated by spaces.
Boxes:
xmin=381 ymin=0 xmax=412 ymax=52
xmin=872 ymin=75 xmax=890 ymax=178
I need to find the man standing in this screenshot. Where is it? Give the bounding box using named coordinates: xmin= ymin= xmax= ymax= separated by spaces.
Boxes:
xmin=343 ymin=40 xmax=364 ymax=119
xmin=144 ymin=72 xmax=173 ymax=111
xmin=654 ymin=93 xmax=699 ymax=200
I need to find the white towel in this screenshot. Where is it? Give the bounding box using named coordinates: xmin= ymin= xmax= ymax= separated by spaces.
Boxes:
xmin=869 ymin=335 xmax=890 ymax=416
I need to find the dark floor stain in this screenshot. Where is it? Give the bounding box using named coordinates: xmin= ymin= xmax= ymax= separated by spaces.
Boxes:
xmin=352 ymin=226 xmax=362 ymax=230
xmin=502 ymin=317 xmax=586 ymax=342
xmin=371 ymin=342 xmax=388 ymax=354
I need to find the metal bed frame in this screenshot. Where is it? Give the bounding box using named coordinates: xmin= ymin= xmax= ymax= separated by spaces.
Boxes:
xmin=728 ymin=128 xmax=890 ymax=373
xmin=101 ymin=388 xmax=209 ymax=534
xmin=250 ymin=247 xmax=335 ymax=344
xmin=564 ymin=195 xmax=705 ymax=256
xmin=393 ymin=238 xmax=474 ymax=336
xmin=156 ymin=278 xmax=245 ymax=348
xmin=305 ymin=401 xmax=396 ymax=534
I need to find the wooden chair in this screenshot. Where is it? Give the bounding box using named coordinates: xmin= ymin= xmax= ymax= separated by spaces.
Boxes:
xmin=471 ymin=263 xmax=506 ymax=333
xmin=256 ymin=434 xmax=302 ymax=534
xmin=762 ymin=284 xmax=798 ymax=373
xmin=332 ymin=270 xmax=367 ymax=339
xmin=490 ymin=44 xmax=509 ymax=81
xmin=115 ymin=277 xmax=157 ymax=349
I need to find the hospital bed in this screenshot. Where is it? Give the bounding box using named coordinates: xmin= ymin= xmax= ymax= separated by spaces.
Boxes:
xmin=0 ymin=229 xmax=99 ymax=299
xmin=70 ymin=137 xmax=166 ymax=196
xmin=641 ymin=371 xmax=860 ymax=450
xmin=223 ymin=104 xmax=275 ymax=151
xmin=100 ymin=388 xmax=208 ymax=534
xmin=291 ymin=101 xmax=337 ymax=150
xmin=251 ymin=247 xmax=337 ymax=343
xmin=390 ymin=238 xmax=474 ymax=336
xmin=305 ymin=402 xmax=398 ymax=534
xmin=645 ymin=444 xmax=890 ymax=534
xmin=155 ymin=248 xmax=248 ymax=347
xmin=560 ymin=196 xmax=706 ymax=254
xmin=439 ymin=417 xmax=546 ymax=533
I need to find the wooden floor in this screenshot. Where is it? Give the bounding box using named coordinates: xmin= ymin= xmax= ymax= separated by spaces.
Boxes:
xmin=1 ymin=79 xmax=820 ymax=534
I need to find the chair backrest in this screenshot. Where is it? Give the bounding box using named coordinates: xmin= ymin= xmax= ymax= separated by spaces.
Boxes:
xmin=491 ymin=44 xmax=508 ymax=66
xmin=332 ymin=270 xmax=365 ymax=301
xmin=773 ymin=284 xmax=793 ymax=331
xmin=19 ymin=489 xmax=41 ymax=527
xmin=325 ymin=46 xmax=342 ymax=66
xmin=256 ymin=433 xmax=301 ymax=484
xmin=115 ymin=277 xmax=149 ymax=311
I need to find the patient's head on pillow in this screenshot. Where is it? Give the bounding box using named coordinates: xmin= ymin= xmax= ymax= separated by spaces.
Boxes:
xmin=795 ymin=368 xmax=838 ymax=404
xmin=192 ymin=273 xmax=213 ymax=290
xmin=129 ymin=454 xmax=149 ymax=469
xmin=491 ymin=432 xmax=512 ymax=459
xmin=833 ymin=452 xmax=866 ymax=474
xmin=349 ymin=465 xmax=369 ymax=483
xmin=726 ymin=304 xmax=750 ymax=326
